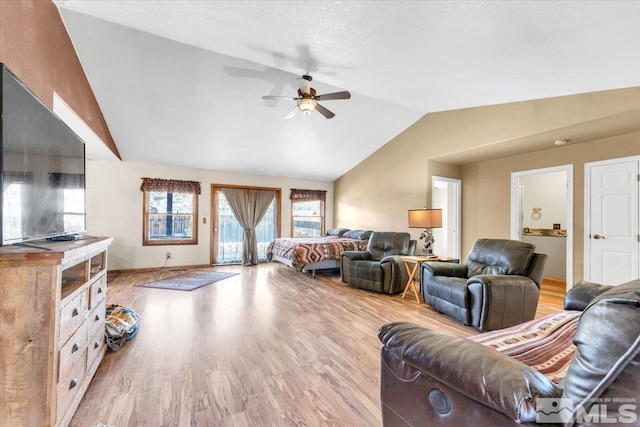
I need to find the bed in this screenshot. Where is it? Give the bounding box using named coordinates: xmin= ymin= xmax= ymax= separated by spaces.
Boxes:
xmin=266 ymin=229 xmax=372 ymax=277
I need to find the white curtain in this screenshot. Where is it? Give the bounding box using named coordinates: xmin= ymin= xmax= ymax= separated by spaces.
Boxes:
xmin=222 ymin=188 xmax=275 ymax=266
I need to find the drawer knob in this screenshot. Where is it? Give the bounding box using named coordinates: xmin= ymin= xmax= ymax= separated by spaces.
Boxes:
xmin=94 ymin=341 xmax=100 ymax=349
xmin=97 ymin=287 xmax=103 ymax=294
xmin=95 ymin=314 xmax=100 ymax=322
xmin=72 ymin=307 xmax=79 ymax=317
xmin=69 ymin=378 xmax=78 ymax=390
xmin=71 ymin=342 xmax=80 ymax=353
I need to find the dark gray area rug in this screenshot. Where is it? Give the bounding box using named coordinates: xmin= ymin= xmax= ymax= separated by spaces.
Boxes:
xmin=136 ymin=270 xmax=239 ymax=291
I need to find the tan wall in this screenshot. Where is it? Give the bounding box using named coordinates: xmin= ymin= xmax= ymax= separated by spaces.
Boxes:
xmin=335 ymin=87 xmax=640 ymax=265
xmin=0 ymin=0 xmax=119 ymax=158
xmin=461 ymin=132 xmax=640 ymax=283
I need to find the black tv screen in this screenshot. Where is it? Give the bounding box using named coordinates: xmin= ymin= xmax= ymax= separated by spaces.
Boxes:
xmin=1 ymin=64 xmax=86 ymax=245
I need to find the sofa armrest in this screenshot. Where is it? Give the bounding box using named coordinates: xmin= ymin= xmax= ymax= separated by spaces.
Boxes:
xmin=422 ymin=261 xmax=468 ymax=278
xmin=380 ymin=255 xmax=408 ymax=294
xmin=341 ymin=250 xmax=371 ymax=261
xmin=467 ymin=275 xmax=540 ymax=331
xmin=340 ymin=251 xmax=372 ymax=282
xmin=378 ymin=321 xmax=561 ymax=423
xmin=563 ymin=281 xmax=613 ymax=311
xmin=379 ymin=254 xmax=402 ymax=264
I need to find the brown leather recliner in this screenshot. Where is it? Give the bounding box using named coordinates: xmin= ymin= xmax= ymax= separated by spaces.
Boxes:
xmin=378 ymin=279 xmax=640 ymax=426
xmin=421 ymin=239 xmax=547 ymax=331
xmin=341 ymin=232 xmax=416 ymax=294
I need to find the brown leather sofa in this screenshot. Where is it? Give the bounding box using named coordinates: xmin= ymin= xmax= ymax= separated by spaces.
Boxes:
xmin=341 ymin=231 xmax=416 ymax=294
xmin=421 ymin=239 xmax=547 ymax=331
xmin=378 ymin=279 xmax=640 ymax=426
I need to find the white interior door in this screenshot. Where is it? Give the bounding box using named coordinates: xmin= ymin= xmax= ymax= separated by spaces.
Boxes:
xmin=586 ymin=159 xmax=639 ymax=285
xmin=432 ymin=177 xmax=461 ymax=259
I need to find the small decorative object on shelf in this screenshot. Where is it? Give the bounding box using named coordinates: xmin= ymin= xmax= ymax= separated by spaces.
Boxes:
xmin=408 ymin=208 xmax=443 ymax=255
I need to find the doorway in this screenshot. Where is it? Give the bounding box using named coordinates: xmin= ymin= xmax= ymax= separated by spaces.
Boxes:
xmin=510 ymin=165 xmax=573 ymax=289
xmin=584 ymin=156 xmax=640 ymax=285
xmin=431 ymin=176 xmax=461 ymax=259
xmin=210 ymin=185 xmax=281 ymax=265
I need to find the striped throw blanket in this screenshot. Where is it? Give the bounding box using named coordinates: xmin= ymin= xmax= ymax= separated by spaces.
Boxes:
xmin=469 ymin=310 xmax=581 ymax=384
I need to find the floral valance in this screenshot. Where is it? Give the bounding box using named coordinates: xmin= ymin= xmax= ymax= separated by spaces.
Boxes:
xmin=140 ymin=178 xmax=201 ymax=195
xmin=290 ymin=188 xmax=327 ymax=202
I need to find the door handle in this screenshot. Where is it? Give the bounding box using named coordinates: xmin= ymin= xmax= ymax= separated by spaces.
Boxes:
xmin=593 ymin=234 xmax=605 ymax=239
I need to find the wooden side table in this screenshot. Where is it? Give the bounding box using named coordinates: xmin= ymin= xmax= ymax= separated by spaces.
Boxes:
xmin=400 ymin=255 xmax=439 ymax=304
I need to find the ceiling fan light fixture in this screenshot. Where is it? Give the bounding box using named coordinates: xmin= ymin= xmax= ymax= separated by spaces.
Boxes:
xmin=298 ymin=98 xmax=317 ymax=115
xmin=263 ymin=74 xmax=348 ymax=119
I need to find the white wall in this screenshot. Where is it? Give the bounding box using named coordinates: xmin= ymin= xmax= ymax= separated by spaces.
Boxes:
xmin=86 ymin=159 xmax=334 ymax=270
xmin=520 ymin=171 xmax=567 ymax=229
xmin=519 ymin=171 xmax=567 ymax=280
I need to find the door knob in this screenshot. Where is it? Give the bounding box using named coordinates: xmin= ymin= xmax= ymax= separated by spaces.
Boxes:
xmin=593 ymin=234 xmax=605 ymax=239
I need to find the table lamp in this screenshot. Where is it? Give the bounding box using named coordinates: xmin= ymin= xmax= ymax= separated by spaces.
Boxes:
xmin=408 ymin=208 xmax=443 ymax=255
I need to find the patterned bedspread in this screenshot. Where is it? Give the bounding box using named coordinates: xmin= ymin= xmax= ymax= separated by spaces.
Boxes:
xmin=266 ymin=236 xmax=367 ymax=271
xmin=469 ymin=310 xmax=581 ymax=384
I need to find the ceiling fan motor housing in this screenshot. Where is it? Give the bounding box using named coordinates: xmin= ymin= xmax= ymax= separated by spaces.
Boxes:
xmin=298 ymin=88 xmax=317 ymax=97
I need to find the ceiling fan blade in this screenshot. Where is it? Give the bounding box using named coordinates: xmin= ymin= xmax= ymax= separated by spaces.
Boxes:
xmin=284 ymin=106 xmax=299 ymax=119
xmin=298 ymin=77 xmax=311 ymax=96
xmin=315 ymin=91 xmax=351 ymax=101
xmin=315 ymin=103 xmax=335 ymax=119
xmin=262 ymin=95 xmax=298 ymax=101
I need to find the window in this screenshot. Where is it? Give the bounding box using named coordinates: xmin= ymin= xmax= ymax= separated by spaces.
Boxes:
xmin=2 ymin=179 xmax=24 ymax=239
xmin=63 ymin=188 xmax=85 ymax=232
xmin=290 ymin=189 xmax=326 ymax=237
xmin=48 ymin=173 xmax=85 ymax=235
xmin=141 ymin=178 xmax=200 ymax=245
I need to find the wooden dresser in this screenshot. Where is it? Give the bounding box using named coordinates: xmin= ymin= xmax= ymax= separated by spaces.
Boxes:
xmin=0 ymin=236 xmax=113 ymax=427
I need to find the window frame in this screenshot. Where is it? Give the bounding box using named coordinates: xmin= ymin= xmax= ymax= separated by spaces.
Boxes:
xmin=291 ymin=199 xmax=325 ymax=238
xmin=142 ymin=190 xmax=199 ymax=246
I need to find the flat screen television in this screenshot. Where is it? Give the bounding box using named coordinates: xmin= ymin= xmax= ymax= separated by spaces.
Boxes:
xmin=0 ymin=64 xmax=86 ymax=245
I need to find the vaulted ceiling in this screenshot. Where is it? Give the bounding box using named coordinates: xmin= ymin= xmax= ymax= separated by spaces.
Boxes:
xmin=55 ymin=1 xmax=640 ymax=181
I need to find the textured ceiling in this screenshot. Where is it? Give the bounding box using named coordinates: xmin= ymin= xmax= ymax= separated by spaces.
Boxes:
xmin=55 ymin=1 xmax=640 ymax=181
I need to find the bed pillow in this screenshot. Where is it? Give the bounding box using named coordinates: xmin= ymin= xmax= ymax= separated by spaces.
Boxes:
xmin=343 ymin=229 xmax=373 ymax=240
xmin=326 ymin=227 xmax=350 ymax=237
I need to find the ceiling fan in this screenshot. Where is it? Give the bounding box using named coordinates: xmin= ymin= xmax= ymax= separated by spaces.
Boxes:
xmin=262 ymin=75 xmax=351 ymax=119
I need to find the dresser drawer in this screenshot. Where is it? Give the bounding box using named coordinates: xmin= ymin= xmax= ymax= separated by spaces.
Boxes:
xmin=56 ymin=350 xmax=86 ymax=425
xmin=59 ymin=289 xmax=88 ymax=344
xmin=58 ymin=322 xmax=88 ymax=384
xmin=89 ymin=275 xmax=107 ymax=310
xmin=87 ymin=325 xmax=107 ymax=371
xmin=88 ymin=299 xmax=106 ymax=339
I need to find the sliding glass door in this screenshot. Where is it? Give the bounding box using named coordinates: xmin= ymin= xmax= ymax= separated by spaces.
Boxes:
xmin=212 ymin=186 xmax=280 ymax=264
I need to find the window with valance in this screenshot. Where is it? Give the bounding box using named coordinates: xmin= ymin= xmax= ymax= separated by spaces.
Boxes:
xmin=290 ymin=189 xmax=326 ymax=237
xmin=140 ymin=178 xmax=200 ymax=246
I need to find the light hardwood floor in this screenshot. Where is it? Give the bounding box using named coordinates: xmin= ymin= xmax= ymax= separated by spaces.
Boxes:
xmin=70 ymin=263 xmax=564 ymax=427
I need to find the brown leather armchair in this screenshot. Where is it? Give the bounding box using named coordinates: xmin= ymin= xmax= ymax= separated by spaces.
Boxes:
xmin=421 ymin=239 xmax=547 ymax=331
xmin=378 ymin=279 xmax=640 ymax=426
xmin=341 ymin=232 xmax=416 ymax=294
